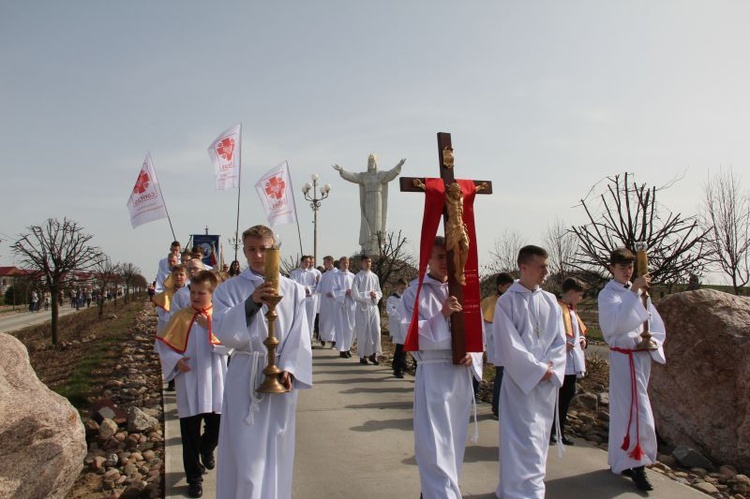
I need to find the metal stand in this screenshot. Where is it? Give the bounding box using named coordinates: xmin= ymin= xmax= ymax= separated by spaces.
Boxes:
xmin=257 ymin=294 xmax=289 ymax=393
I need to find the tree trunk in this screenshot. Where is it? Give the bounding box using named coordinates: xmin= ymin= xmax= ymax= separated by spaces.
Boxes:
xmin=50 ymin=289 xmax=59 ymax=345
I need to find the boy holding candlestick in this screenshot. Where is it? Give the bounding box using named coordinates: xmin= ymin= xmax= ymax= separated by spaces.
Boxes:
xmin=212 ymin=225 xmax=312 ymax=499
xmin=598 ymin=247 xmax=666 ymax=491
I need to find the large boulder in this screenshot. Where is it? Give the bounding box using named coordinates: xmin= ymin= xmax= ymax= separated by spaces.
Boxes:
xmin=651 ymin=289 xmax=750 ymax=469
xmin=0 ymin=333 xmax=87 ymax=498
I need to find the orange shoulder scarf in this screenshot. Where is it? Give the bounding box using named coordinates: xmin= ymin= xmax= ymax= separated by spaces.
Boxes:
xmin=156 ymin=306 xmax=221 ymax=353
xmin=558 ymin=299 xmax=587 ymax=338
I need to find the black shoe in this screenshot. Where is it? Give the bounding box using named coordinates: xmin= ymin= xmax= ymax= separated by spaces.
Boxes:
xmin=549 ymin=434 xmax=557 ymax=445
xmin=320 ymin=340 xmax=326 ymax=347
xmin=561 ymin=435 xmax=575 ymax=446
xmin=346 ymin=351 xmax=352 ymax=358
xmin=360 ymin=357 xmax=368 ymax=365
xmin=331 ymin=341 xmax=336 ymax=349
xmin=166 ymin=380 xmax=175 ymax=392
xmin=201 ymin=451 xmax=215 ymax=470
xmin=621 ymin=468 xmax=634 ymax=478
xmin=339 ymin=352 xmax=348 ymax=358
xmin=630 ymin=466 xmax=653 ymax=491
xmin=369 ymin=354 xmax=379 ymax=366
xmin=394 ymin=371 xmax=404 ymax=378
xmin=188 ymin=482 xmax=203 ymax=498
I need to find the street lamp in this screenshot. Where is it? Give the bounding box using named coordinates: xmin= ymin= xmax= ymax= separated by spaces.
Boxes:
xmin=302 ymin=173 xmax=331 ymax=266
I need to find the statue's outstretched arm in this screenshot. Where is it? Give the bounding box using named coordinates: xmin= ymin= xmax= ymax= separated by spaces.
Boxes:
xmin=382 ymin=158 xmax=406 ymax=181
xmin=332 ymin=164 xmax=360 ymax=184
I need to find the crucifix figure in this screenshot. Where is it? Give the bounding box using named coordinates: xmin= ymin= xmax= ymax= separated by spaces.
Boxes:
xmin=400 ymin=132 xmax=492 ymax=364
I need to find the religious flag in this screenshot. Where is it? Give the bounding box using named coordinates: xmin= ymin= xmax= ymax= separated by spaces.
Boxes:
xmin=207 ymin=123 xmax=241 ymax=190
xmin=255 ymin=161 xmax=298 ymax=227
xmin=126 ymin=153 xmax=169 ymax=229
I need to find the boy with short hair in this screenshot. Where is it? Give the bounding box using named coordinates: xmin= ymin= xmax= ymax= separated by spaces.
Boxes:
xmin=212 ymin=225 xmax=312 ymax=499
xmin=332 ymin=256 xmax=356 ymax=358
xmin=153 ymin=264 xmax=188 ymax=334
xmin=352 ymin=254 xmax=383 ymax=365
xmin=156 ymin=270 xmax=228 ymax=498
xmin=553 ymin=277 xmax=588 ymax=446
xmin=480 ymin=272 xmax=514 ymax=418
xmin=493 ymin=245 xmax=566 ymax=499
xmin=386 ymin=278 xmax=409 ymax=378
xmin=598 ymin=248 xmax=666 ymax=491
xmin=400 ymin=236 xmax=482 ymax=498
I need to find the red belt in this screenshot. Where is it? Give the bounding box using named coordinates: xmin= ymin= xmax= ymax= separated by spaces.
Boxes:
xmin=611 ymin=347 xmax=645 ymax=460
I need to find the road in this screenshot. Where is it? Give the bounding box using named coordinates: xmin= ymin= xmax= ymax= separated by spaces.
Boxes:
xmin=0 ymin=306 xmax=78 ymax=334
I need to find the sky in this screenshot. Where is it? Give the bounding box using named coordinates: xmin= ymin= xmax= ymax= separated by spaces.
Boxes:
xmin=1 ymin=1 xmax=749 ymax=284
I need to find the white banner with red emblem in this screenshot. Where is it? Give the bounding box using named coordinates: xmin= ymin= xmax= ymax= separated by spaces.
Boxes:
xmin=207 ymin=123 xmax=241 ymax=190
xmin=126 ymin=153 xmax=169 ymax=229
xmin=255 ymin=161 xmax=298 ymax=227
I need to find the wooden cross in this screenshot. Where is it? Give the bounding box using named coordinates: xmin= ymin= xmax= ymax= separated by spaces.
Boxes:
xmin=400 ymin=132 xmax=493 ymax=363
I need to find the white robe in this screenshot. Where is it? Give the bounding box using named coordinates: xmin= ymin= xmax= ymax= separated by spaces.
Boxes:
xmin=289 ymin=268 xmax=318 ymax=337
xmin=154 ymin=257 xmax=171 ymax=293
xmin=171 ymin=286 xmax=191 ymax=313
xmin=564 ymin=307 xmax=586 ymax=377
xmin=309 ymin=267 xmax=322 ymax=314
xmin=400 ymin=276 xmax=482 ymax=499
xmin=212 ymin=269 xmax=313 ymax=499
xmin=493 ymin=282 xmax=566 ymax=499
xmin=316 ymin=268 xmax=339 ymax=342
xmin=352 ymin=270 xmax=383 ymax=357
xmin=598 ymin=279 xmax=666 ymax=474
xmin=332 ymin=270 xmax=356 ymax=352
xmin=156 ymin=318 xmax=228 ymax=418
xmin=386 ymin=292 xmax=405 ymax=344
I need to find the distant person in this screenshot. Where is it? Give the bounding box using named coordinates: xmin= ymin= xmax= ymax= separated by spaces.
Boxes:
xmin=493 ymin=245 xmax=566 ymax=499
xmin=352 ymin=254 xmax=382 ymax=365
xmin=553 ymin=277 xmax=588 ymax=446
xmin=316 ymin=255 xmax=339 ymax=348
xmin=480 ymin=272 xmax=514 ymax=418
xmin=400 ymin=236 xmax=482 ymax=498
xmin=228 ymin=260 xmax=241 ymax=277
xmin=386 ymin=278 xmax=408 ymax=378
xmin=332 ymin=256 xmax=356 ymax=358
xmin=29 ymin=290 xmax=39 ymax=312
xmin=155 ymin=270 xmax=228 ymax=498
xmin=599 ymin=248 xmax=666 ymax=492
xmin=290 ymin=255 xmax=318 ymax=339
xmin=212 ymin=225 xmax=312 ymax=499
xmin=155 ymin=241 xmax=181 ymax=292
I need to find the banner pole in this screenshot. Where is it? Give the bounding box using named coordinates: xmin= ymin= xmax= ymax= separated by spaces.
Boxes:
xmin=233 ymin=123 xmax=243 ymax=262
xmin=149 ymin=152 xmax=177 ymax=241
xmin=284 ymin=160 xmax=305 ymax=258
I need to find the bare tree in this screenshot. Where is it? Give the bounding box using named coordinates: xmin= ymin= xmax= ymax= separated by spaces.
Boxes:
xmin=120 ymin=262 xmax=143 ymax=302
xmin=373 ymin=230 xmax=418 ymax=293
xmin=484 ymin=228 xmax=524 ymax=276
xmin=92 ymin=256 xmax=121 ymax=316
xmin=571 ymin=173 xmax=710 ymax=286
xmin=11 ymin=218 xmax=103 ymax=344
xmin=543 ymin=218 xmax=578 ymax=287
xmin=700 ymin=168 xmax=750 ymax=294
xmin=280 ymin=252 xmax=302 ymax=277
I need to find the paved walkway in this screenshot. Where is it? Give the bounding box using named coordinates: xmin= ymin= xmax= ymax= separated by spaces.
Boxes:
xmin=164 ymin=345 xmax=706 ymax=498
xmin=0 ymin=306 xmax=77 ymax=334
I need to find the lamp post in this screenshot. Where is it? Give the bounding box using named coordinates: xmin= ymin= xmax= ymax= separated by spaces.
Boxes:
xmin=301 ymin=173 xmax=331 ymax=266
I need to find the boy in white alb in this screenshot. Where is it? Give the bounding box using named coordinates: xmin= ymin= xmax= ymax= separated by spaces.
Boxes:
xmin=316 ymin=255 xmax=339 ymax=348
xmin=386 ymin=278 xmax=408 ymax=378
xmin=156 ymin=270 xmax=228 ymax=498
xmin=493 ymin=245 xmax=566 ymax=499
xmin=332 ymin=256 xmax=356 ymax=358
xmin=400 ymin=237 xmax=482 ymax=499
xmin=599 ymin=247 xmax=666 ymax=492
xmin=352 ymin=254 xmax=383 ymax=365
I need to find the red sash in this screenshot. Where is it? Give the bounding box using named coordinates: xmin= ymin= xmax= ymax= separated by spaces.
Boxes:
xmin=404 ymin=178 xmax=482 ymax=353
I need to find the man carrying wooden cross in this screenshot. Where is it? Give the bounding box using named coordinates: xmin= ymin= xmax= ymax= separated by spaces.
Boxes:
xmin=399 ymin=133 xmax=490 ymax=499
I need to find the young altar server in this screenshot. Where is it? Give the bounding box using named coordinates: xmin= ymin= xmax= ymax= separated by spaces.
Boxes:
xmin=598 ymin=247 xmax=666 ymax=491
xmin=171 ymin=258 xmax=206 ymax=313
xmin=480 ymin=272 xmax=514 ymax=418
xmin=290 ymin=255 xmax=318 ymax=338
xmin=152 ymin=264 xmax=187 ymax=334
xmin=332 ymin=256 xmax=356 ymax=358
xmin=155 ymin=270 xmax=228 ymax=498
xmin=386 ymin=278 xmax=408 ymax=378
xmin=316 ymin=255 xmax=338 ymax=348
xmin=553 ymin=277 xmax=588 ymax=445
xmin=493 ymin=245 xmax=566 ymax=499
xmin=400 ymin=236 xmax=483 ymax=499
xmin=212 ymin=225 xmax=313 ymax=499
xmin=352 ymin=254 xmax=383 ymax=365
xmin=155 ymin=241 xmax=181 ymax=292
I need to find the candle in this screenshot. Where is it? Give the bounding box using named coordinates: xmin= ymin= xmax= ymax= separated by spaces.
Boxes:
xmin=264 ymin=248 xmax=281 ymax=294
xmin=634 ymin=241 xmax=649 ymax=277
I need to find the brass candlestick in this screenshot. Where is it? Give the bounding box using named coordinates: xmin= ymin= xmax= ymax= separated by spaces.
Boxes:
xmin=257 ymin=247 xmax=289 ymax=394
xmin=634 ymin=241 xmax=658 ymax=351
